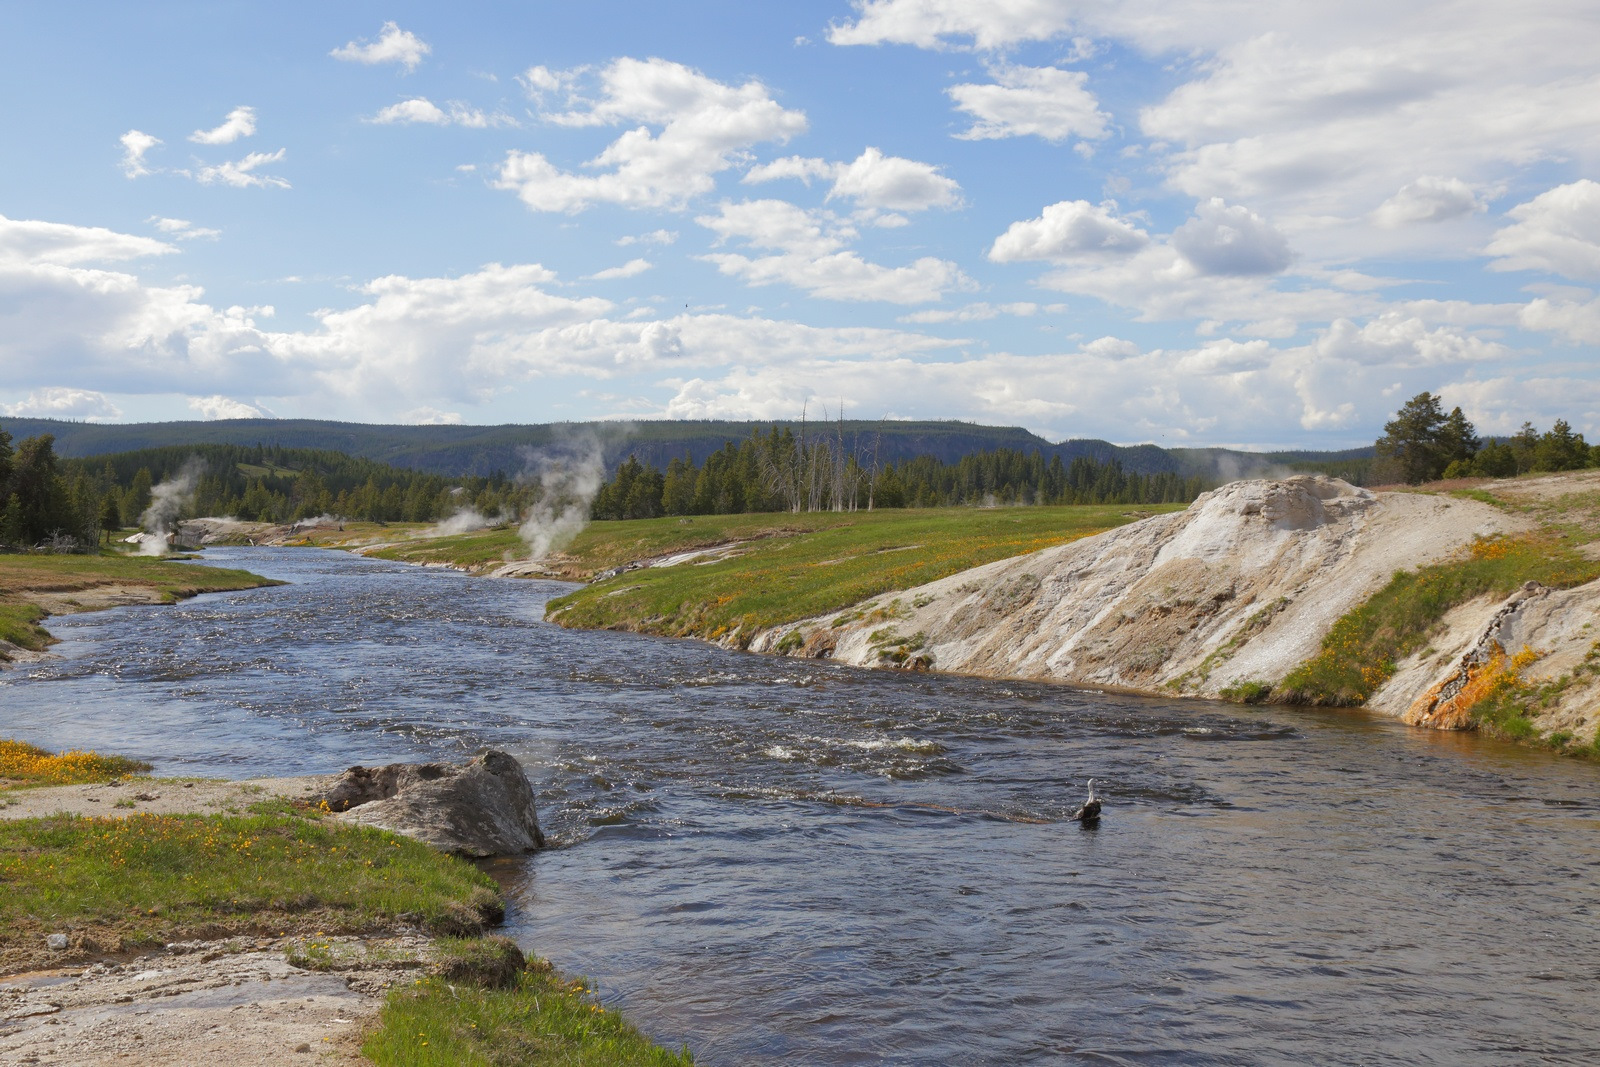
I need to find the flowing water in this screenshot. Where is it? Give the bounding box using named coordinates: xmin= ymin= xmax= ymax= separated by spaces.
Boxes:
xmin=4 ymin=547 xmax=1599 ymax=1065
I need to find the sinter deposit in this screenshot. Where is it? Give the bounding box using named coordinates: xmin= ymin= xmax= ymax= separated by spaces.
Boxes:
xmin=748 ymin=475 xmax=1600 ymax=738
xmin=1369 ymin=578 xmax=1600 ymax=741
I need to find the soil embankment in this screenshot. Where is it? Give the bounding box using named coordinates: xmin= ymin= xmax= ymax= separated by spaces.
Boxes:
xmin=747 ymin=475 xmax=1600 ymax=743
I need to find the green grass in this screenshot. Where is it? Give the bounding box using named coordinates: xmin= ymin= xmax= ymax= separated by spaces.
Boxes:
xmin=1279 ymin=535 xmax=1600 ymax=705
xmin=0 ymin=603 xmax=52 ymax=656
xmin=1469 ymin=641 xmax=1600 ymax=757
xmin=367 ymin=525 xmax=528 ymax=570
xmin=542 ymin=505 xmax=1171 ymax=642
xmin=365 ymin=951 xmax=694 ymax=1067
xmin=0 ymin=765 xmax=691 ymax=1062
xmin=0 ymin=550 xmax=278 ymax=603
xmin=1219 ymin=680 xmax=1273 ymax=704
xmin=0 ymin=812 xmax=501 ymax=966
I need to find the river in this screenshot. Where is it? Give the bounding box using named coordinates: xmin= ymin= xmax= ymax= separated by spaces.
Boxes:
xmin=4 ymin=547 xmax=1599 ymax=1065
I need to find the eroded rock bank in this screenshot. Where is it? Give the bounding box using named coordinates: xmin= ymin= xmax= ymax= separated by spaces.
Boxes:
xmin=1370 ymin=579 xmax=1600 ymax=740
xmin=750 ymin=475 xmax=1582 ymax=733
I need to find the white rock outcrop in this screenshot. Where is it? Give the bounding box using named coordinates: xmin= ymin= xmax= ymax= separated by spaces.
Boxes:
xmin=751 ymin=476 xmax=1524 ymax=701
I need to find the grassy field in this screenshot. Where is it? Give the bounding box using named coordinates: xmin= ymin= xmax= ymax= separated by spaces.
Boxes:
xmin=0 ymin=547 xmax=279 ymax=659
xmin=0 ymin=810 xmax=502 ymax=957
xmin=543 ymin=505 xmax=1175 ymax=642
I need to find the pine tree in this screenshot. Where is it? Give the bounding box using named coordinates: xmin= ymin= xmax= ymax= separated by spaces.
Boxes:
xmin=1372 ymin=392 xmax=1456 ymax=484
xmin=99 ymin=494 xmax=122 ymax=542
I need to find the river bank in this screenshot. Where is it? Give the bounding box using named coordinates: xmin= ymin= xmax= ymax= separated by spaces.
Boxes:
xmin=0 ymin=550 xmax=280 ymax=666
xmin=0 ymin=761 xmax=691 ymax=1066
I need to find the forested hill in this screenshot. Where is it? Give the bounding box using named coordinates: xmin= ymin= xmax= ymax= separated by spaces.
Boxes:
xmin=1 ymin=417 xmax=1373 ymax=481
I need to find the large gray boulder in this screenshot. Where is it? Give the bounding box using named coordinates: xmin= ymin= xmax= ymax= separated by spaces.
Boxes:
xmin=324 ymin=749 xmax=547 ymax=856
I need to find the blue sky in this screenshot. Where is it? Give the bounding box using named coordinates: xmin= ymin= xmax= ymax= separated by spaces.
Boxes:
xmin=3 ymin=1 xmax=1599 ymax=448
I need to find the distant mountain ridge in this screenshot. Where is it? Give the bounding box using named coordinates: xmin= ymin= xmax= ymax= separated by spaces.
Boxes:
xmin=0 ymin=416 xmax=1374 ymax=481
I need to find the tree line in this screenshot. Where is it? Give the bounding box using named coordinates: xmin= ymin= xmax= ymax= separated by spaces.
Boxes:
xmin=0 ymin=425 xmax=540 ymax=551
xmin=1373 ymin=392 xmax=1598 ymax=484
xmin=79 ymin=442 xmax=531 ymax=527
xmin=592 ymin=426 xmax=1209 ymax=520
xmin=0 ymin=428 xmax=111 ymax=550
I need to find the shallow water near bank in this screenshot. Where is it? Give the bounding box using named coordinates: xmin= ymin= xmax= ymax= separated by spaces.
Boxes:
xmin=4 ymin=546 xmax=1599 ymax=1065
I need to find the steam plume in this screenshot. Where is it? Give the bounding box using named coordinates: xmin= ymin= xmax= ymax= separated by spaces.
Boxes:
xmin=432 ymin=508 xmax=493 ymax=536
xmin=516 ymin=431 xmax=610 ymax=560
xmin=138 ymin=457 xmax=205 ymax=555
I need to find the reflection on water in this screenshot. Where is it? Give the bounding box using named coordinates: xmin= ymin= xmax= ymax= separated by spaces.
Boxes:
xmin=4 ymin=547 xmax=1599 ymax=1065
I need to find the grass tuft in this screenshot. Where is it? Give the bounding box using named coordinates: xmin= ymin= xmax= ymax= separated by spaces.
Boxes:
xmin=1219 ymin=680 xmax=1273 ymax=704
xmin=0 ymin=604 xmax=53 ymax=657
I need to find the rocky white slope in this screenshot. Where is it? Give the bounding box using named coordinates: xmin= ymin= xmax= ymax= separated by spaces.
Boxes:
xmin=751 ymin=476 xmax=1527 ymax=709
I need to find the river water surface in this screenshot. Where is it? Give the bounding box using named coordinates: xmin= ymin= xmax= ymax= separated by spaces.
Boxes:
xmin=4 ymin=547 xmax=1599 ymax=1065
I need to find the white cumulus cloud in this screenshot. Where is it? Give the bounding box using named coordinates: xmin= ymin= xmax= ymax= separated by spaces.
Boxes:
xmin=616 ymin=229 xmax=678 ymax=246
xmin=149 ymin=217 xmax=220 ymax=241
xmin=1171 ymin=199 xmax=1293 ymax=276
xmin=331 ymin=21 xmax=430 ymax=72
xmin=1373 ymin=176 xmax=1483 ymax=227
xmin=1486 ymin=180 xmax=1600 ymax=281
xmin=827 ymin=0 xmax=1075 ymax=50
xmin=3 ymin=387 xmax=122 ymax=420
xmin=744 ymin=148 xmax=961 ymax=213
xmin=949 ymin=64 xmax=1109 ymax=143
xmin=697 ymin=198 xmax=969 ymax=303
xmin=402 ymin=406 xmax=464 ymax=425
xmin=368 ymin=97 xmax=501 ymax=128
xmin=195 ymin=149 xmax=290 ymax=189
xmin=989 ymin=199 xmax=1150 ymax=262
xmin=187 ymin=395 xmax=263 ymax=419
xmin=829 ymin=147 xmax=960 ymax=212
xmin=1 ymin=213 xmax=175 ymax=266
xmin=189 ymin=106 xmax=257 ymax=145
xmin=587 ymin=258 xmax=653 ymax=280
xmin=1519 ymin=296 xmax=1600 ymax=345
xmin=119 ymin=130 xmax=161 ymax=178
xmin=494 ymin=57 xmax=806 ymax=212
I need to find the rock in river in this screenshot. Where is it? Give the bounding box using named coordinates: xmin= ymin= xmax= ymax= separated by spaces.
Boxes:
xmin=324 ymin=749 xmax=547 ymax=856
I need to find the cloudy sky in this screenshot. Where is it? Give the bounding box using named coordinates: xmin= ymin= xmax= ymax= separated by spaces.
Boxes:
xmin=2 ymin=1 xmax=1598 ymax=447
